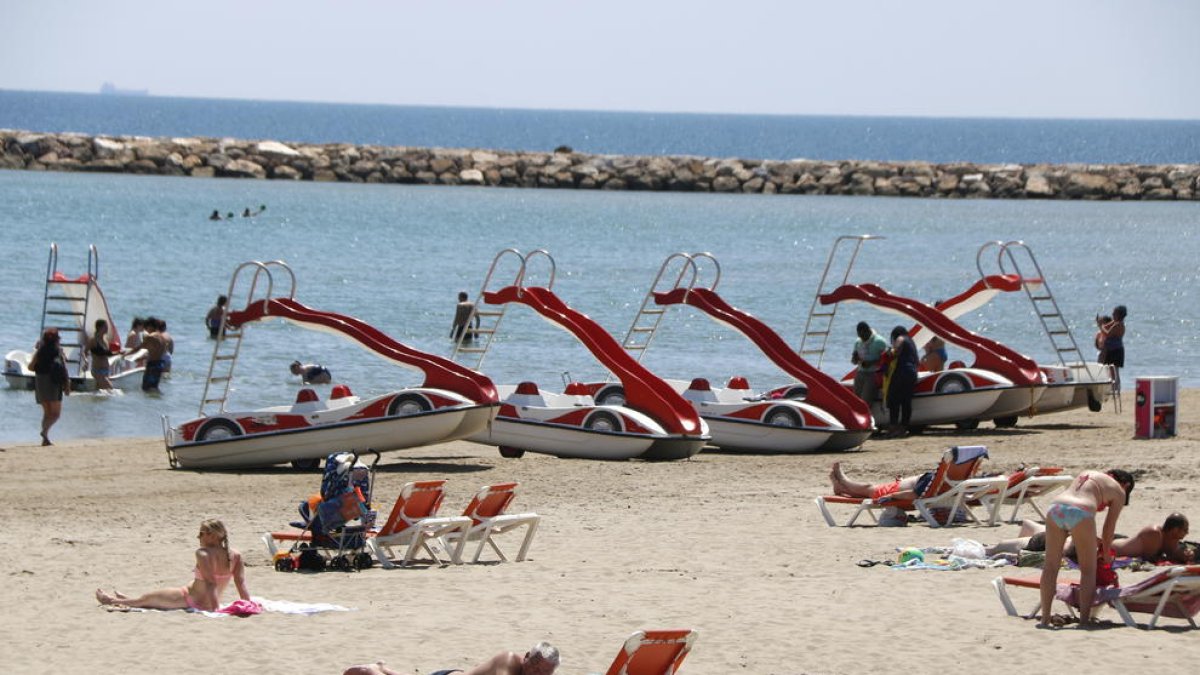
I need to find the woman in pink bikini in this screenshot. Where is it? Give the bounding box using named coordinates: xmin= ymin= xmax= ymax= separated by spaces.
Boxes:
xmin=1039 ymin=469 xmax=1134 ymax=626
xmin=95 ymin=519 xmax=251 ymax=612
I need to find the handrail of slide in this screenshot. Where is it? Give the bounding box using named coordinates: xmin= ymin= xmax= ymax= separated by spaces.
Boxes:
xmin=482 ymin=285 xmax=704 ymax=436
xmin=820 ymin=283 xmax=1042 ymax=386
xmin=653 ymin=286 xmax=873 ymax=430
xmin=226 ymin=297 xmax=497 ymax=404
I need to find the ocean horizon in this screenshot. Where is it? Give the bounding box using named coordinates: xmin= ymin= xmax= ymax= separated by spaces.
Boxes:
xmin=3 ymin=89 xmax=1200 ymax=165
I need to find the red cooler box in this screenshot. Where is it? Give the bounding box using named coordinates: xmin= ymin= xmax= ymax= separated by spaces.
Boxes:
xmin=1135 ymin=376 xmax=1177 ymax=439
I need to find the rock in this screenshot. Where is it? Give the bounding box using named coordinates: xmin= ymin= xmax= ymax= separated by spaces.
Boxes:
xmin=313 ymin=170 xmax=338 ymax=182
xmin=429 ymin=157 xmax=457 ymax=174
xmin=92 ymin=137 xmax=124 ymax=159
xmin=1064 ymin=173 xmax=1117 ymax=198
xmin=460 ymin=168 xmax=485 ymax=185
xmin=190 ymin=166 xmax=215 ymax=178
xmin=1024 ymin=173 xmax=1053 ymax=197
xmin=712 ymin=176 xmax=741 ymax=192
xmin=255 ymin=140 xmax=301 ymax=157
xmin=273 ymin=165 xmax=302 ymax=180
xmin=81 ymin=159 xmax=126 ymax=172
xmin=221 ymin=159 xmax=266 ymax=178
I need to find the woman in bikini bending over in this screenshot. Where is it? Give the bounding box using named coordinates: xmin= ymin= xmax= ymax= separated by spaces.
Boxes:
xmin=1038 ymin=469 xmax=1134 ymax=626
xmin=95 ymin=519 xmax=250 ymax=611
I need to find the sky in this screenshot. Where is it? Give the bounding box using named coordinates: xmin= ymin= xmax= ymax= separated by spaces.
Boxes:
xmin=3 ymin=0 xmax=1199 ymax=119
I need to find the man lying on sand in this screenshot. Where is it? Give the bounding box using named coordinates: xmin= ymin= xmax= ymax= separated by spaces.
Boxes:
xmin=986 ymin=512 xmax=1193 ymax=563
xmin=344 ymin=642 xmax=559 ymax=675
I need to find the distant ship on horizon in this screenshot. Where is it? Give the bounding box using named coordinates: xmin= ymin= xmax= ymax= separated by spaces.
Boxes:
xmin=99 ymin=82 xmax=148 ymax=97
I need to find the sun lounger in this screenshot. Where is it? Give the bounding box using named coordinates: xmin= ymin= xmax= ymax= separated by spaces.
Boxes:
xmin=993 ymin=565 xmax=1200 ymax=629
xmin=442 ymin=482 xmax=540 ymax=563
xmin=604 ymin=629 xmax=697 ymax=675
xmin=365 ymin=479 xmax=471 ymax=568
xmin=980 ymin=466 xmax=1073 ymax=524
xmin=815 ymin=445 xmax=1007 ymax=527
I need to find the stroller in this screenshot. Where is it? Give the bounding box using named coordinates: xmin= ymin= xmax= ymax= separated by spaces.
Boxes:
xmin=274 ymin=449 xmax=380 ymax=572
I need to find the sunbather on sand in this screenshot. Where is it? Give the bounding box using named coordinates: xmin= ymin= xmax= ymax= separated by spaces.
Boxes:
xmin=95 ymin=519 xmax=251 ymax=612
xmin=344 ymin=642 xmax=559 ymax=675
xmin=829 ymin=461 xmax=933 ymax=502
xmin=989 ymin=513 xmax=1192 ymax=564
xmin=1039 ymin=469 xmax=1134 ymax=627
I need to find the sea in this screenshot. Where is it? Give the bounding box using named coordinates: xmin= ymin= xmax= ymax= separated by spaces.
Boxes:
xmin=0 ymin=90 xmax=1197 ymax=446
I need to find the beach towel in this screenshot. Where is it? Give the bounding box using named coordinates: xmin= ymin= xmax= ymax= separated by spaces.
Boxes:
xmin=892 ymin=555 xmax=1011 ymax=571
xmin=104 ymin=597 xmax=352 ymax=617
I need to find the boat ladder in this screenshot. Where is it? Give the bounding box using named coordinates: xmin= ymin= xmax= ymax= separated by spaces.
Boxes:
xmin=38 ymin=243 xmax=98 ymax=378
xmin=620 ymin=252 xmax=718 ymax=362
xmin=798 ymin=235 xmax=882 ymax=369
xmin=451 ymin=248 xmax=557 ymax=372
xmin=982 ymin=241 xmax=1117 ymax=412
xmin=197 ymin=260 xmax=294 ymax=417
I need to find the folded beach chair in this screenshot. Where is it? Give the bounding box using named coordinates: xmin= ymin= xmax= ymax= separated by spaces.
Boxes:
xmin=365 ymin=479 xmax=472 ymax=568
xmin=604 ymin=629 xmax=697 ymax=675
xmin=979 ymin=466 xmax=1073 ymax=524
xmin=442 ymin=482 xmax=541 ymax=563
xmin=993 ymin=565 xmax=1200 ymax=629
xmin=814 ymin=445 xmax=1007 ymax=528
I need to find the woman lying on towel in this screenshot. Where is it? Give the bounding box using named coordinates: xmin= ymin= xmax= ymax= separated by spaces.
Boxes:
xmin=1039 ymin=469 xmax=1134 ymax=627
xmin=95 ymin=519 xmax=252 ymax=612
xmin=829 ymin=461 xmax=934 ymax=502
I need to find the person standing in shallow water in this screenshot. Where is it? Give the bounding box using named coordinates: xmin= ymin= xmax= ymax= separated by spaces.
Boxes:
xmin=451 ymin=291 xmax=480 ymax=342
xmin=206 ymin=295 xmax=227 ymax=339
xmin=30 ymin=328 xmax=70 ymax=445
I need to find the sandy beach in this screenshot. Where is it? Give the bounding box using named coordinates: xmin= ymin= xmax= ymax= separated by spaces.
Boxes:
xmin=3 ymin=390 xmax=1196 ymax=674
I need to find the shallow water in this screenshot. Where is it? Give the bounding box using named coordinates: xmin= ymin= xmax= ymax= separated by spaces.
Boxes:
xmin=1 ymin=170 xmax=1195 ymax=444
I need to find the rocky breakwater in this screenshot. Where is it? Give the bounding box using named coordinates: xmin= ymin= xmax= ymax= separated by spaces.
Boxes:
xmin=2 ymin=129 xmax=1198 ymax=201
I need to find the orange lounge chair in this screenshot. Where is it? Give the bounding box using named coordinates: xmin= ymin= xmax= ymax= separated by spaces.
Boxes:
xmin=365 ymin=479 xmax=471 ymax=568
xmin=814 ymin=445 xmax=1007 ymax=527
xmin=442 ymin=482 xmax=540 ymax=563
xmin=605 ymin=629 xmax=697 ymax=675
xmin=993 ymin=565 xmax=1200 ymax=629
xmin=979 ymin=466 xmax=1073 ymax=524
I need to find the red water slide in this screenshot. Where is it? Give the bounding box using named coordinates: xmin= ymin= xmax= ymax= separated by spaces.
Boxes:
xmin=911 ymin=274 xmax=1024 ymax=344
xmin=227 ymin=297 xmax=497 ymax=404
xmin=653 ymin=287 xmax=873 ymax=431
xmin=820 ymin=283 xmax=1042 ymax=386
xmin=483 ymin=285 xmax=705 ymax=436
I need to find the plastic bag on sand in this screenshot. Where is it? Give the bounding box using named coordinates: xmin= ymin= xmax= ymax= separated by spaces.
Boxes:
xmin=878 ymin=506 xmax=908 ymax=527
xmin=951 ymin=537 xmax=986 ymax=559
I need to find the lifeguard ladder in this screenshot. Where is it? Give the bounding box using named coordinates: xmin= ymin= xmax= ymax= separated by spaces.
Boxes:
xmin=619 ymin=252 xmax=719 ymax=363
xmin=39 ymin=243 xmax=102 ymax=379
xmin=798 ymin=235 xmax=883 ymax=368
xmin=977 ymin=241 xmax=1117 ymax=412
xmin=450 ymin=248 xmax=557 ymax=372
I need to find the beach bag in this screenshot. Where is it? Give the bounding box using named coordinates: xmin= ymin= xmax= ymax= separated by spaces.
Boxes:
xmin=51 ymin=356 xmax=69 ymax=386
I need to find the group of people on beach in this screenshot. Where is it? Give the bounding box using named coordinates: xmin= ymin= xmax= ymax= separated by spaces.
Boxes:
xmin=850 ymin=302 xmax=1129 ymax=439
xmin=829 ymin=460 xmax=1192 ymax=627
xmin=29 ymin=315 xmax=173 ymax=444
xmin=849 ymin=321 xmax=920 ymax=438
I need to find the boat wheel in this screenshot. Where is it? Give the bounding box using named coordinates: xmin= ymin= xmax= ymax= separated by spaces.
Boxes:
xmin=498 ymin=446 xmax=526 ymax=459
xmin=584 ymin=410 xmax=621 ymax=432
xmin=764 ymin=407 xmax=801 ymax=427
xmin=993 ymin=416 xmax=1019 ymax=428
xmin=195 ymin=418 xmax=242 ymax=442
xmin=388 ymin=393 xmax=432 ymax=416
